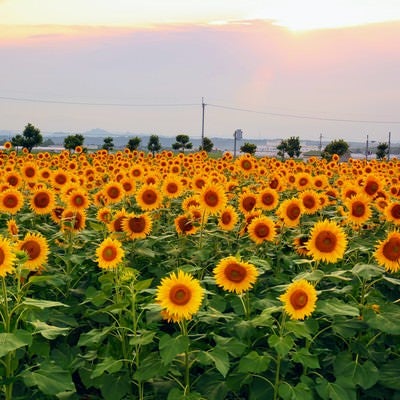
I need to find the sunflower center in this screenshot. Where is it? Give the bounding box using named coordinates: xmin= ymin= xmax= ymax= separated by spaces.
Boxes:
xmin=113 ymin=216 xmax=125 ymax=232
xmin=241 ymin=160 xmax=252 ymax=170
xmin=123 ymin=182 xmax=133 ymax=191
xmin=269 ymin=178 xmax=279 ymax=189
xmin=8 ymin=176 xmax=18 ymax=186
xmin=178 ymin=217 xmax=193 ymax=233
xmin=365 ymin=181 xmax=378 ymax=195
xmin=107 ymin=187 xmax=121 ymax=199
xmin=315 ymin=231 xmax=337 ymax=252
xmin=204 ymin=191 xmax=218 ymax=207
xmin=262 ymin=193 xmax=274 ymax=206
xmin=299 ymin=178 xmax=308 ymax=187
xmin=4 ymin=194 xmax=18 ymax=208
xmin=221 ymin=211 xmax=232 ymax=224
xmin=382 ymin=237 xmax=400 ymax=261
xmin=25 ymin=167 xmax=35 ymax=178
xmin=166 ymin=183 xmax=178 ymax=194
xmin=303 ymin=196 xmax=316 ymax=209
xmin=34 ymin=192 xmax=50 ymax=208
xmin=352 ymin=201 xmax=365 ymax=217
xmin=72 ymin=195 xmax=84 ymax=206
xmin=55 ymin=174 xmax=67 ymax=185
xmin=224 ymin=263 xmax=246 ymax=282
xmin=286 ymin=204 xmax=301 ymax=220
xmin=290 ymin=289 xmax=308 ymax=310
xmin=142 ymin=189 xmax=157 ymax=205
xmin=169 ymin=284 xmax=191 ymax=305
xmin=129 ymin=217 xmax=146 ymax=233
xmin=21 ymin=240 xmax=41 ymax=260
xmin=0 ymin=248 xmax=5 ymax=265
xmin=242 ymin=196 xmax=256 ymax=212
xmin=255 ymin=223 xmax=270 ymax=239
xmin=102 ymin=246 xmax=117 ymax=261
xmin=391 ymin=204 xmax=400 ymax=219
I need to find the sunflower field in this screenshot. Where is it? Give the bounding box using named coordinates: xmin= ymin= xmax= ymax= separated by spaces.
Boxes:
xmin=0 ymin=144 xmax=400 ymax=400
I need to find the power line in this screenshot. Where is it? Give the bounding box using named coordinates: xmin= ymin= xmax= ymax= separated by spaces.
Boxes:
xmin=207 ymin=103 xmax=400 ymax=124
xmin=0 ymin=96 xmax=199 ymax=107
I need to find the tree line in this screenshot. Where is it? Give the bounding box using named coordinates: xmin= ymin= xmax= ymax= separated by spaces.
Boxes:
xmin=2 ymin=123 xmax=392 ymax=160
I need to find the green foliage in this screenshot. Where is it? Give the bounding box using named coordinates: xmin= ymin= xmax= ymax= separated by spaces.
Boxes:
xmin=126 ymin=136 xmax=142 ymax=151
xmin=277 ymin=136 xmax=301 ymax=159
xmin=102 ymin=136 xmax=114 ymax=151
xmin=147 ymin=134 xmax=162 ymax=155
xmin=199 ymin=137 xmax=214 ymax=152
xmin=322 ymin=139 xmax=349 ymax=161
xmin=376 ymin=142 xmax=389 ymax=160
xmin=11 ymin=123 xmax=43 ymax=152
xmin=172 ymin=134 xmax=193 ymax=153
xmin=240 ymin=142 xmax=257 ymax=155
xmin=64 ymin=134 xmax=85 ymax=152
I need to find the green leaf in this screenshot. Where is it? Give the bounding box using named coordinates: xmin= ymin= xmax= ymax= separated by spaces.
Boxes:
xmin=29 ymin=320 xmax=70 ymax=340
xmin=248 ymin=256 xmax=271 ymax=272
xmin=134 ymin=278 xmax=153 ymax=291
xmin=285 ymin=320 xmax=312 ymax=340
xmin=206 ymin=347 xmax=230 ymax=378
xmin=21 ymin=360 xmax=75 ymax=396
xmin=296 ymin=269 xmax=325 ymax=282
xmin=351 ymin=263 xmax=383 ymax=280
xmin=382 ymin=275 xmax=400 ymax=285
xmin=129 ymin=330 xmax=156 ymax=346
xmin=159 ymin=334 xmax=189 ymax=365
xmin=316 ymin=377 xmax=356 ymax=400
xmin=363 ymin=304 xmax=400 ymax=334
xmin=22 ymin=298 xmax=68 ymax=309
xmin=292 ymin=348 xmax=320 ymax=369
xmin=90 ymin=357 xmax=123 ymax=379
xmin=212 ymin=335 xmax=247 ymax=357
xmin=0 ymin=330 xmax=32 ymax=357
xmin=331 ymin=316 xmax=365 ymax=338
xmin=268 ymin=334 xmax=294 ymax=357
xmin=279 ymin=382 xmax=314 ymax=400
xmin=238 ymin=351 xmax=271 ymax=373
xmin=379 ymin=359 xmax=400 ymax=389
xmin=133 ymin=353 xmax=169 ymax=382
xmin=167 ymin=387 xmax=204 ymax=400
xmin=316 ymin=299 xmax=360 ymax=317
xmin=99 ymin=372 xmax=131 ymax=400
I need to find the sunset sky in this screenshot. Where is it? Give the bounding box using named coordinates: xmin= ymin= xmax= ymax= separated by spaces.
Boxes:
xmin=1 ymin=0 xmax=399 ymax=142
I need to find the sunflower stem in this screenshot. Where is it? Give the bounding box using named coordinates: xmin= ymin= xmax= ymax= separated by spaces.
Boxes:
xmin=180 ymin=319 xmax=191 ymax=394
xmin=273 ymin=312 xmax=286 ymax=400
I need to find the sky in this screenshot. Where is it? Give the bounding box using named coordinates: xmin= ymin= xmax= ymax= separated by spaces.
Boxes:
xmin=1 ymin=0 xmax=400 ymax=143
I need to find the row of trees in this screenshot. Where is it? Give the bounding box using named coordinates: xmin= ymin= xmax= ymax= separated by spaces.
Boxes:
xmin=4 ymin=123 xmax=392 ymax=160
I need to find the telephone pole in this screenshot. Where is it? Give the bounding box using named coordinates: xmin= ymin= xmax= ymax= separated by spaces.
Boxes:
xmin=388 ymin=131 xmax=391 ymax=161
xmin=319 ymin=133 xmax=322 ymax=155
xmin=201 ymin=97 xmax=205 ymax=148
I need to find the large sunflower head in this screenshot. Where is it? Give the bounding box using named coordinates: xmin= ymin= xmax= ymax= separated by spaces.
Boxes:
xmin=213 ymin=256 xmax=259 ymax=294
xmin=247 ymin=216 xmax=276 ymax=245
xmin=218 ymin=205 xmax=239 ymax=231
xmin=362 ymin=174 xmax=382 ymax=198
xmin=279 ymin=279 xmax=318 ymax=320
xmin=299 ymin=190 xmax=321 ymax=215
xmin=136 ymin=184 xmax=163 ymax=211
xmin=198 ymin=183 xmax=227 ymax=215
xmin=96 ymin=237 xmax=125 ymax=270
xmin=0 ymin=188 xmax=24 ymax=215
xmin=306 ymin=220 xmax=347 ymax=263
xmin=103 ymin=181 xmax=125 ymax=204
xmin=61 ymin=208 xmax=87 ymax=232
xmin=174 ymin=214 xmax=198 ymax=235
xmin=374 ymin=231 xmax=400 ymax=273
xmin=257 ymin=188 xmax=279 ymax=211
xmin=276 ymin=198 xmax=303 ymax=228
xmin=155 ymin=270 xmax=204 ymax=322
xmin=122 ymin=213 xmax=153 ymax=240
xmin=0 ymin=236 xmax=16 ymax=277
xmin=66 ymin=188 xmax=90 ymax=211
xmin=345 ymin=193 xmax=372 ymax=226
xmin=383 ymin=202 xmax=400 ymax=225
xmin=30 ymin=187 xmax=56 ymax=215
xmin=161 ymin=175 xmax=184 ymax=199
xmin=18 ymin=232 xmax=49 ymax=271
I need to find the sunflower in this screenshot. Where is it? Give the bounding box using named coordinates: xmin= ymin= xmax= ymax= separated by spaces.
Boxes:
xmin=174 ymin=214 xmax=198 ymax=235
xmin=66 ymin=188 xmax=90 ymax=210
xmin=18 ymin=232 xmax=49 ymax=270
xmin=181 ymin=195 xmax=201 ymax=211
xmin=247 ymin=216 xmax=276 ymax=245
xmin=0 ymin=188 xmax=24 ymax=214
xmin=107 ymin=209 xmax=128 ymax=233
xmin=276 ymin=198 xmax=303 ymax=228
xmin=257 ymin=188 xmax=279 ymax=211
xmin=30 ymin=187 xmax=56 ymax=215
xmin=374 ymin=231 xmax=400 ymax=273
xmin=0 ymin=236 xmax=16 ymax=277
xmin=136 ymin=184 xmax=163 ymax=211
xmin=156 ymin=270 xmax=204 ymax=321
xmin=238 ymin=191 xmax=258 ymax=214
xmin=61 ymin=208 xmax=87 ymax=232
xmin=122 ymin=213 xmax=153 ymax=240
xmin=198 ymin=183 xmax=227 ymax=215
xmin=306 ymin=220 xmax=347 ymax=263
xmin=362 ymin=174 xmax=381 ymax=198
xmin=213 ymin=256 xmax=259 ymax=294
xmin=103 ymin=181 xmax=125 ymax=204
xmin=21 ymin=162 xmax=38 ymax=182
xmin=51 ymin=169 xmax=70 ymax=189
xmin=293 ymin=236 xmax=310 ymax=257
xmin=96 ymin=207 xmax=113 ymax=224
xmin=4 ymin=171 xmax=22 ymax=188
xmin=161 ymin=175 xmax=184 ymax=199
xmin=96 ymin=237 xmax=125 ymax=269
xmin=299 ymin=190 xmax=321 ymax=215
xmin=7 ymin=218 xmax=19 ymax=237
xmin=295 ymin=172 xmax=312 ymax=191
xmin=345 ymin=193 xmax=372 ymax=226
xmin=384 ymin=202 xmax=400 ymax=225
xmin=50 ymin=206 xmax=64 ymax=225
xmin=218 ymin=205 xmax=239 ymax=231
xmin=279 ymin=279 xmax=317 ymax=320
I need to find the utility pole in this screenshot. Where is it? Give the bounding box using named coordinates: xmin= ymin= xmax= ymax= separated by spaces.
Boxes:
xmin=201 ymin=97 xmax=205 ymax=148
xmin=365 ymin=134 xmax=369 ymax=161
xmin=388 ymin=131 xmax=391 ymax=161
xmin=319 ymin=133 xmax=322 ymax=155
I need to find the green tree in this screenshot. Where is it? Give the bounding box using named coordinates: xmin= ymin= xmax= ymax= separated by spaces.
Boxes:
xmin=172 ymin=134 xmax=193 ymax=153
xmin=376 ymin=142 xmax=389 ymax=160
xmin=240 ymin=142 xmax=257 ymax=155
xmin=147 ymin=135 xmax=162 ymax=156
xmin=277 ymin=136 xmax=301 ymax=159
xmin=126 ymin=136 xmax=142 ymax=151
xmin=322 ymin=139 xmax=349 ymax=161
xmin=199 ymin=137 xmax=214 ymax=152
xmin=102 ymin=136 xmax=114 ymax=151
xmin=12 ymin=123 xmax=43 ymax=152
xmin=64 ymin=134 xmax=85 ymax=152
